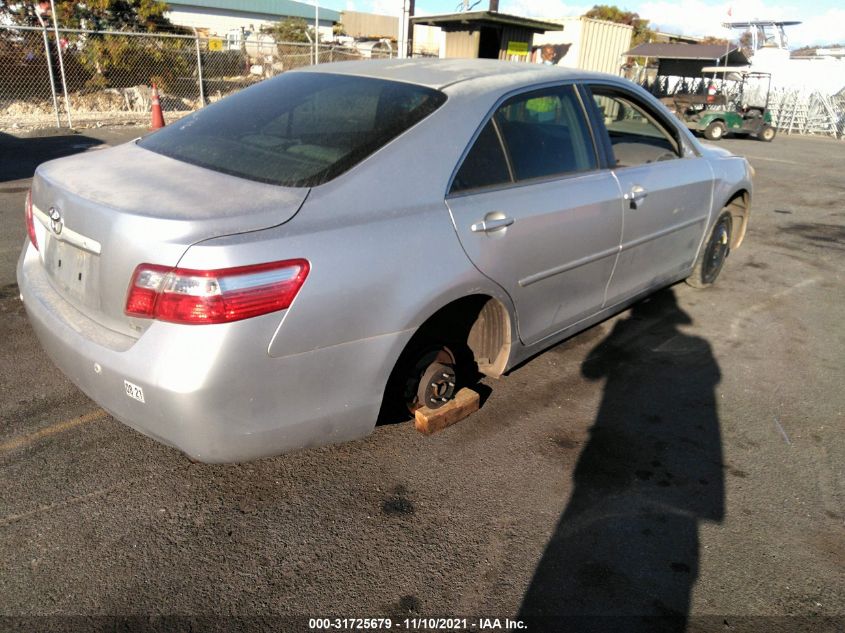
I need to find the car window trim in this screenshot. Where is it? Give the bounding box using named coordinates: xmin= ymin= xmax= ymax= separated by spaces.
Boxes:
xmin=446 ymin=80 xmax=601 ymax=199
xmin=449 ymin=167 xmax=621 ymax=199
xmin=490 ymin=117 xmax=516 ymax=183
xmin=575 ymin=83 xmax=615 ymax=170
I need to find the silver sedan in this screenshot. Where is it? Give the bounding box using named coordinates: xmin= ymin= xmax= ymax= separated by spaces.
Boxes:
xmin=18 ymin=59 xmax=753 ymax=462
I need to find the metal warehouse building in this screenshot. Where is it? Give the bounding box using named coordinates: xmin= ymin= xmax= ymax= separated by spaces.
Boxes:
xmin=166 ymin=0 xmax=340 ymax=36
xmin=533 ymin=17 xmax=634 ymax=75
xmin=410 ymin=11 xmax=561 ymax=62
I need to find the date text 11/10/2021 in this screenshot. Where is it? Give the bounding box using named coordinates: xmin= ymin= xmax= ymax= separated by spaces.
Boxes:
xmin=308 ymin=617 xmax=527 ymax=630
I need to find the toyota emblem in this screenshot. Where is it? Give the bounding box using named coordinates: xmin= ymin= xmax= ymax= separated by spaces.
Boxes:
xmin=48 ymin=207 xmax=63 ymax=235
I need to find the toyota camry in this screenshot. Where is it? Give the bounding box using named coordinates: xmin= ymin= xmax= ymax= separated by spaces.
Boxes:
xmin=18 ymin=59 xmax=753 ymax=462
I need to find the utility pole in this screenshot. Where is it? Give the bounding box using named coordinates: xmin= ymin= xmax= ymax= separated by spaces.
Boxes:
xmin=407 ymin=0 xmax=415 ymax=58
xmin=398 ymin=0 xmax=407 ymax=58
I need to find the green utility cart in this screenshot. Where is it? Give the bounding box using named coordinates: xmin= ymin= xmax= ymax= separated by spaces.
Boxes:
xmin=666 ymin=68 xmax=776 ymax=142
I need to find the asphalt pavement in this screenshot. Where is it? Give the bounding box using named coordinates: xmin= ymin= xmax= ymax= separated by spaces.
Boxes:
xmin=0 ymin=126 xmax=843 ymax=632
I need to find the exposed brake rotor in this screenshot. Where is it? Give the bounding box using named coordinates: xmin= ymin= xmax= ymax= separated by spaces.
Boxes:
xmin=405 ymin=346 xmax=457 ymax=412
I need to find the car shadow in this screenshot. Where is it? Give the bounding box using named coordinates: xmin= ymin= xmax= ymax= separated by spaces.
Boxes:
xmin=0 ymin=131 xmax=104 ymax=183
xmin=518 ymin=288 xmax=725 ymax=632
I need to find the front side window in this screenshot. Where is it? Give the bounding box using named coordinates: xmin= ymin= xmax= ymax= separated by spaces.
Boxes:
xmin=589 ymin=88 xmax=681 ymax=167
xmin=139 ymin=72 xmax=446 ymax=187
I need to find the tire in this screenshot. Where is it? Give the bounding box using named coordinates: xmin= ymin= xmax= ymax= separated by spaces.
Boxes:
xmin=686 ymin=212 xmax=732 ymax=288
xmin=703 ymin=120 xmax=726 ymax=141
xmin=757 ymin=124 xmax=776 ymax=142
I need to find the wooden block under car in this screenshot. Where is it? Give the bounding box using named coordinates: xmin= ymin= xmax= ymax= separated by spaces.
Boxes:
xmin=414 ymin=388 xmax=480 ymax=435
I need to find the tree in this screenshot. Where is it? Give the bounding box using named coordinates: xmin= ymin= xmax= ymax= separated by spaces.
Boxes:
xmin=1 ymin=0 xmax=175 ymax=32
xmin=266 ymin=17 xmax=313 ymax=44
xmin=585 ymin=5 xmax=655 ymax=46
xmin=700 ymin=36 xmax=729 ymax=45
xmin=738 ymin=31 xmax=754 ymax=58
xmin=1 ymin=1 xmax=189 ymax=92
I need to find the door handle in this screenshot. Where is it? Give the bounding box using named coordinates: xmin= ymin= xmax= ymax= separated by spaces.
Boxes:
xmin=623 ymin=185 xmax=648 ymax=209
xmin=471 ymin=216 xmax=514 ymax=233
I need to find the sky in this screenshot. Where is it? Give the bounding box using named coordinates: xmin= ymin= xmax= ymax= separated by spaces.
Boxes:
xmin=318 ymin=0 xmax=845 ymax=47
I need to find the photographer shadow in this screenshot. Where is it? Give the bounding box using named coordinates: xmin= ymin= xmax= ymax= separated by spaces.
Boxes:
xmin=0 ymin=131 xmax=104 ymax=183
xmin=518 ymin=288 xmax=725 ymax=632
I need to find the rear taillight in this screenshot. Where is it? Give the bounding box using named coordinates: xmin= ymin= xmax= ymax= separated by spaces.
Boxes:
xmin=125 ymin=259 xmax=310 ymax=325
xmin=25 ymin=190 xmax=38 ymax=251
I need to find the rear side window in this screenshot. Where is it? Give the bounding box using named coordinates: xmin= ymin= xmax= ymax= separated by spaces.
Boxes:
xmin=139 ymin=72 xmax=446 ymax=187
xmin=451 ymin=121 xmax=512 ymax=193
xmin=494 ymin=85 xmax=597 ymax=181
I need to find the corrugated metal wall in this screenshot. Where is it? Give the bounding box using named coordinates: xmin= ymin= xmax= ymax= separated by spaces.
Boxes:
xmin=577 ymin=18 xmax=633 ymax=75
xmin=532 ymin=17 xmax=632 ymax=76
xmin=341 ymin=11 xmax=397 ymax=39
xmin=439 ymin=26 xmax=535 ymax=61
xmin=444 ymin=30 xmax=480 ymax=59
xmin=497 ymin=26 xmax=533 ymax=61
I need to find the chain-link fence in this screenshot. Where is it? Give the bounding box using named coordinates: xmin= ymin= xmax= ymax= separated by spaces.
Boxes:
xmin=0 ymin=25 xmax=61 ymax=127
xmin=0 ymin=24 xmax=392 ymax=130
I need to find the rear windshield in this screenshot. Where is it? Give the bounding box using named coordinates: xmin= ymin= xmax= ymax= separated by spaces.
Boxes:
xmin=138 ymin=72 xmax=446 ymax=187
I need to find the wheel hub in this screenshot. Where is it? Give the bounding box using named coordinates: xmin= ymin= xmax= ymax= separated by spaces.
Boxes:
xmin=404 ymin=346 xmax=457 ymax=412
xmin=418 ymin=362 xmax=457 ymax=409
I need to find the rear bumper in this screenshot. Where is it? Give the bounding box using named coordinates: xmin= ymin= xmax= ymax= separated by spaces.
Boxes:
xmin=17 ymin=244 xmax=409 ymax=462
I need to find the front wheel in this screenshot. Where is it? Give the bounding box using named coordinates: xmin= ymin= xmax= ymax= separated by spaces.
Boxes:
xmin=757 ymin=124 xmax=776 ymax=142
xmin=703 ymin=120 xmax=726 ymax=141
xmin=686 ymin=213 xmax=732 ymax=288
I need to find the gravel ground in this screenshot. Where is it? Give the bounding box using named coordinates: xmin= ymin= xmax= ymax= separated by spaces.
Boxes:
xmin=0 ymin=127 xmax=843 ymax=633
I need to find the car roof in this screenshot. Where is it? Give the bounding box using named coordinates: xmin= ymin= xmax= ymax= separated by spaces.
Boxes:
xmin=293 ymin=58 xmax=612 ymax=91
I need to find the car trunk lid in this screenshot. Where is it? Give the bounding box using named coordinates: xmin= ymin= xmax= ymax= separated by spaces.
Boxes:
xmin=30 ymin=142 xmax=309 ymax=338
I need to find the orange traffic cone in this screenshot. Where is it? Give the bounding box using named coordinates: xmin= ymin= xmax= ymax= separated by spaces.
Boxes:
xmin=150 ymin=83 xmax=165 ymax=130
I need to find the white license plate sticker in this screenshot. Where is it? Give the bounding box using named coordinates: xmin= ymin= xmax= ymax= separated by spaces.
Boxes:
xmin=124 ymin=380 xmax=145 ymax=403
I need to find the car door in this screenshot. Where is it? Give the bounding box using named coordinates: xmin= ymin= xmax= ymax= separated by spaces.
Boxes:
xmin=584 ymin=84 xmax=714 ymax=305
xmin=446 ymin=84 xmax=623 ymax=346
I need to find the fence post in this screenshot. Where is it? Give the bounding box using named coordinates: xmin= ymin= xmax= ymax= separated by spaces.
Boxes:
xmin=48 ymin=1 xmax=72 ymax=127
xmin=193 ymin=28 xmax=206 ymax=107
xmin=314 ymin=3 xmax=319 ymax=65
xmin=36 ymin=22 xmax=61 ymax=127
xmin=305 ymin=32 xmax=313 ymax=66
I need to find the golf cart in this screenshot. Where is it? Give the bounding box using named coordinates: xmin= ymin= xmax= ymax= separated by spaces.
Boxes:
xmin=666 ymin=67 xmax=776 ymax=142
